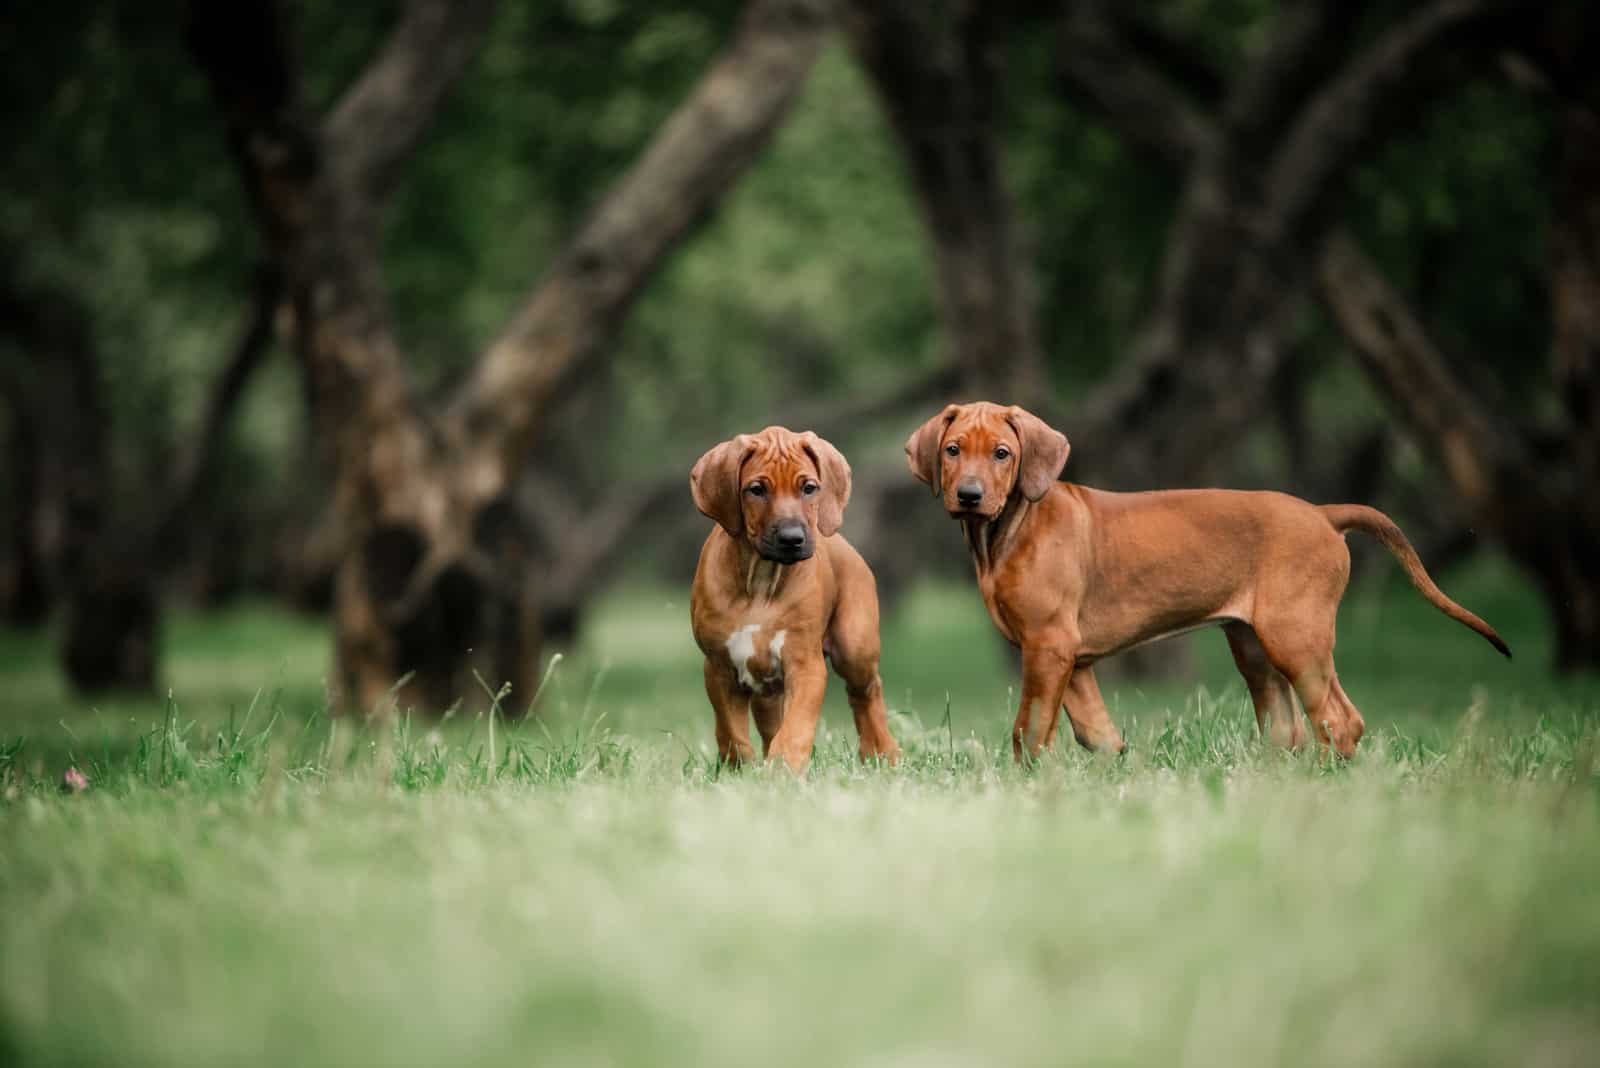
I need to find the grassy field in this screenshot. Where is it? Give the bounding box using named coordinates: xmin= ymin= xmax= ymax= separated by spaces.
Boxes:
xmin=2 ymin=558 xmax=1598 ymax=1066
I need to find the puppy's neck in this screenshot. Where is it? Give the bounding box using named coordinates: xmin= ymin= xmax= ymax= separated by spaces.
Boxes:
xmin=961 ymin=494 xmax=1031 ymax=577
xmin=733 ymin=539 xmax=793 ymax=604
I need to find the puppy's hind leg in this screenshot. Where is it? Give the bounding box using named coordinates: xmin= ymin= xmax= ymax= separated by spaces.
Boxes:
xmin=1255 ymin=623 xmax=1358 ymax=757
xmin=1224 ymin=622 xmax=1305 ymax=749
xmin=1331 ymin=674 xmax=1365 ymax=751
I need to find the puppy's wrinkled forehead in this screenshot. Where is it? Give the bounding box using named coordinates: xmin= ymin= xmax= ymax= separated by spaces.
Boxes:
xmin=742 ymin=427 xmax=820 ymax=481
xmin=946 ymin=402 xmax=1019 ymax=449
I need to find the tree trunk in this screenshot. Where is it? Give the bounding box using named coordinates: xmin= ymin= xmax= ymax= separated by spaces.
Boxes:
xmin=0 ymin=272 xmax=159 ymax=689
xmin=1540 ymin=97 xmax=1600 ymax=669
xmin=1528 ymin=530 xmax=1600 ymax=672
xmin=0 ymin=396 xmax=50 ymax=625
xmin=1318 ymin=226 xmax=1600 ymax=672
xmin=843 ymin=0 xmax=1044 ymax=400
xmin=193 ymin=0 xmax=831 ymax=714
xmin=51 ymin=323 xmax=160 ymax=692
xmin=62 ymin=559 xmax=160 ymax=693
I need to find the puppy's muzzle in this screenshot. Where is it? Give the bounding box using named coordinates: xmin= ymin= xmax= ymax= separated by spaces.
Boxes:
xmin=761 ymin=519 xmax=813 ymax=562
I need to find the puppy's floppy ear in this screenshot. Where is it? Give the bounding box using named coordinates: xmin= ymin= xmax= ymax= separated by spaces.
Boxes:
xmin=800 ymin=432 xmax=852 ymax=537
xmin=904 ymin=404 xmax=960 ymax=496
xmin=1005 ymin=406 xmax=1070 ymax=501
xmin=690 ymin=434 xmax=755 ymax=535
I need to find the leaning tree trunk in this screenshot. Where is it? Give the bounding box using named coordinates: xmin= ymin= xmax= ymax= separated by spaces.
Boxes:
xmin=1319 ymin=224 xmax=1600 ymax=672
xmin=193 ymin=0 xmax=832 ymax=715
xmin=0 ymin=386 xmax=50 ymax=625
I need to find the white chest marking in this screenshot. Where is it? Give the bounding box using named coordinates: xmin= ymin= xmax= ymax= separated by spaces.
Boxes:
xmin=726 ymin=624 xmax=760 ymax=689
xmin=725 ymin=623 xmax=786 ymax=691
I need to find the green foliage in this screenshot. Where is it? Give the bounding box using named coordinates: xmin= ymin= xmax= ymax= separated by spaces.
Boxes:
xmin=1004 ymin=29 xmax=1179 ymax=388
xmin=1350 ymin=78 xmax=1554 ymax=408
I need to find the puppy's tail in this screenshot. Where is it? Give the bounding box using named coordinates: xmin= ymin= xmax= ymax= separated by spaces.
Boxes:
xmin=1320 ymin=504 xmax=1511 ymax=659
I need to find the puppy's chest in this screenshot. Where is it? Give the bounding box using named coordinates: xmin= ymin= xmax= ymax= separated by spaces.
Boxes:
xmin=717 ymin=619 xmax=792 ymax=694
xmin=975 ymin=563 xmax=1039 ymax=647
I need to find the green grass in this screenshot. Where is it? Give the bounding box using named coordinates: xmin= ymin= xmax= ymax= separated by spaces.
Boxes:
xmin=2 ymin=558 xmax=1599 ymax=1066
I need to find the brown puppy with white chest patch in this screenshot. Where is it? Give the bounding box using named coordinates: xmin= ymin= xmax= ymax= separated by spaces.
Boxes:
xmin=690 ymin=426 xmax=900 ymax=771
xmin=906 ymin=402 xmax=1510 ymax=761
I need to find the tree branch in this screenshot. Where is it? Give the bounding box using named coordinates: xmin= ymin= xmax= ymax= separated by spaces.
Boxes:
xmin=1100 ymin=6 xmax=1226 ymax=106
xmin=1216 ymin=0 xmax=1374 ymax=155
xmin=1052 ymin=2 xmax=1355 ymax=483
xmin=1260 ymin=0 xmax=1513 ymax=243
xmin=776 ymin=361 xmax=963 ymax=441
xmin=1315 ymin=232 xmax=1526 ymax=513
xmin=1054 ymin=1 xmax=1215 ymax=169
xmin=1049 ymin=1 xmax=1519 ymax=487
xmin=448 ymin=0 xmax=832 ymax=492
xmin=153 ymin=265 xmax=283 ymax=557
xmin=323 ymin=0 xmax=499 ymax=202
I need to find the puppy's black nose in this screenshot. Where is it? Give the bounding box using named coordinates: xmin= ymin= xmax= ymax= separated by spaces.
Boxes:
xmin=776 ymin=522 xmax=807 ymax=548
xmin=957 ymin=481 xmax=983 ymax=507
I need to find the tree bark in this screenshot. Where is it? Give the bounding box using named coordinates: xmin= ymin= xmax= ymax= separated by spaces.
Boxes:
xmin=192 ymin=0 xmax=831 ymax=714
xmin=47 ymin=310 xmax=160 ymax=692
xmin=0 ymin=274 xmax=160 ymax=688
xmin=0 ymin=379 xmax=49 ymax=625
xmin=843 ymin=0 xmax=1044 ymax=399
xmin=1545 ymin=99 xmax=1600 ymax=667
xmin=322 ymin=0 xmax=500 ymax=203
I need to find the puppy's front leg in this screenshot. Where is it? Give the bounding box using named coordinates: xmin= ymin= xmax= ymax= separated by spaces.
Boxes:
xmin=767 ymin=655 xmax=827 ymax=773
xmin=1014 ymin=643 xmax=1074 ymax=763
xmin=1062 ymin=666 xmax=1126 ymax=754
xmin=705 ymin=659 xmax=755 ymax=766
xmin=751 ymin=691 xmax=783 ymax=757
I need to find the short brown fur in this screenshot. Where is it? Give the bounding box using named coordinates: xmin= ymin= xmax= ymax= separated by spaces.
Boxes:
xmin=690 ymin=427 xmax=899 ymax=771
xmin=905 ymin=402 xmax=1510 ymax=760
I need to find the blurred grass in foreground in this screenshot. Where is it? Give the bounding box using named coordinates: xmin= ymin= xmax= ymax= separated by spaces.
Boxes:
xmin=1 ymin=559 xmax=1598 ymax=1066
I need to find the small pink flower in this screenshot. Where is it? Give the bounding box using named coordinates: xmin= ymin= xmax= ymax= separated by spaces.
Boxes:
xmin=61 ymin=767 xmax=89 ymax=793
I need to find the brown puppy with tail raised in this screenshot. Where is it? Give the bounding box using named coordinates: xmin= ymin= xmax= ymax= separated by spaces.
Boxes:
xmin=905 ymin=402 xmax=1509 ymax=761
xmin=690 ymin=426 xmax=900 ymax=772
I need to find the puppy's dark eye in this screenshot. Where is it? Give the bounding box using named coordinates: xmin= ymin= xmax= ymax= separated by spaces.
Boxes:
xmin=993 ymin=446 xmax=1011 ymax=461
xmin=802 ymin=482 xmax=820 ymax=496
xmin=944 ymin=443 xmax=960 ymax=457
xmin=746 ymin=483 xmax=766 ymax=498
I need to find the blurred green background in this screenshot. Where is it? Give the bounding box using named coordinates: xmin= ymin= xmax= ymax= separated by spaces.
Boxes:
xmin=2 ymin=0 xmax=1596 ymax=712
